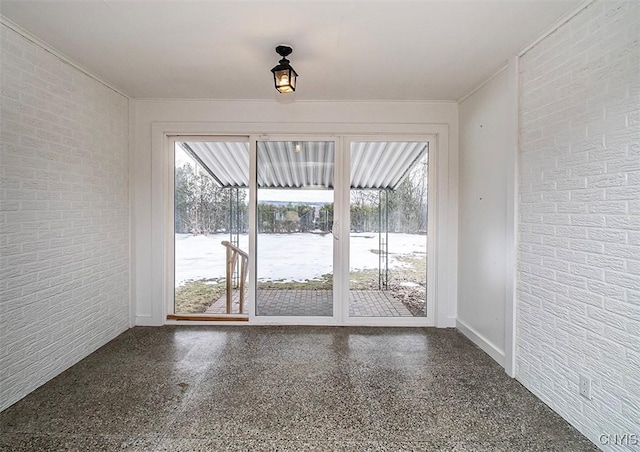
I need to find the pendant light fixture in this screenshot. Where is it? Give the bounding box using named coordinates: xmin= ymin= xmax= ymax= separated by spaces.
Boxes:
xmin=271 ymin=45 xmax=298 ymax=93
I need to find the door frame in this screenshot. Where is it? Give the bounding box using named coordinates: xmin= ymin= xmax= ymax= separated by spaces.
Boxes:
xmin=154 ymin=122 xmax=454 ymax=328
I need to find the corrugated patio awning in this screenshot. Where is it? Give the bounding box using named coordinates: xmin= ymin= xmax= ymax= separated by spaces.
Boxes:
xmin=181 ymin=140 xmax=427 ymax=190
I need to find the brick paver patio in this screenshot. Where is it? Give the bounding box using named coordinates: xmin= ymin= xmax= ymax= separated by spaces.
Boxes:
xmin=205 ymin=289 xmax=414 ymax=317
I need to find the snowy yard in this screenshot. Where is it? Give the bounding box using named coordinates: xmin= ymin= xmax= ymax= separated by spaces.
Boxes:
xmin=175 ymin=232 xmax=427 ymax=287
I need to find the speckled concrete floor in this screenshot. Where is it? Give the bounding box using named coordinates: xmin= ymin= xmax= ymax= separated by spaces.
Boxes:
xmin=0 ymin=326 xmax=597 ymax=451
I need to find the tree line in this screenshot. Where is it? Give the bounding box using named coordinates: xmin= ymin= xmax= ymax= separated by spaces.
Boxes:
xmin=175 ymin=159 xmax=428 ymax=235
xmin=175 ymin=163 xmax=248 ymax=234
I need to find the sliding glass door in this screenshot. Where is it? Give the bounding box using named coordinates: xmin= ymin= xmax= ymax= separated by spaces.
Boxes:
xmin=169 ymin=135 xmax=433 ymax=324
xmin=255 ymin=140 xmax=336 ymax=318
xmin=172 ymin=138 xmax=249 ymax=317
xmin=347 ymin=140 xmax=430 ymax=319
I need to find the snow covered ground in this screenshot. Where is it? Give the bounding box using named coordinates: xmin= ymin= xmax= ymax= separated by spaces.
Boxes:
xmin=175 ymin=232 xmax=427 ymax=287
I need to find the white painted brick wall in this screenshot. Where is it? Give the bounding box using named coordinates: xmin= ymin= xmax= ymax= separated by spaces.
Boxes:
xmin=517 ymin=1 xmax=640 ymax=450
xmin=0 ymin=24 xmax=130 ymax=411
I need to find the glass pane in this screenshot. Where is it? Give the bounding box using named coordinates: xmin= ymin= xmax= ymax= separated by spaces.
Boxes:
xmin=349 ymin=141 xmax=429 ymax=317
xmin=174 ymin=141 xmax=249 ymax=315
xmin=256 ymin=141 xmax=334 ymax=317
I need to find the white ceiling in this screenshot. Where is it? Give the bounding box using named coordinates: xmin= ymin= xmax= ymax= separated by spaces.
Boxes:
xmin=0 ymin=1 xmax=581 ymax=101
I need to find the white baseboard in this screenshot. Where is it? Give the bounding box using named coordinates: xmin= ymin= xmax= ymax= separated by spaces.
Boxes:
xmin=456 ymin=319 xmax=505 ymax=368
xmin=135 ymin=315 xmax=161 ymax=326
xmin=444 ymin=316 xmax=457 ymax=328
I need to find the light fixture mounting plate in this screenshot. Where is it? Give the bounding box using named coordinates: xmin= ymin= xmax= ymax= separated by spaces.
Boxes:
xmin=275 ymin=45 xmax=293 ymax=58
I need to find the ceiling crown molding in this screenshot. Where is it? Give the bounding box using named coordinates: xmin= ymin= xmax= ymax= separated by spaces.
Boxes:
xmin=518 ymin=0 xmax=594 ymax=57
xmin=455 ymin=0 xmax=594 ymax=104
xmin=0 ymin=14 xmax=130 ymax=99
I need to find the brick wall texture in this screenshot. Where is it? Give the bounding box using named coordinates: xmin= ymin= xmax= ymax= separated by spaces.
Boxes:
xmin=517 ymin=1 xmax=640 ymax=450
xmin=0 ymin=24 xmax=130 ymax=411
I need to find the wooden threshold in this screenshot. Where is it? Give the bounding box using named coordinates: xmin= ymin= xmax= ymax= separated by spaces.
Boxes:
xmin=167 ymin=314 xmax=249 ymax=322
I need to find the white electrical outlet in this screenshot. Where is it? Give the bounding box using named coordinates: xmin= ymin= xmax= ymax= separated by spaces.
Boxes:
xmin=579 ymin=375 xmax=592 ymax=400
